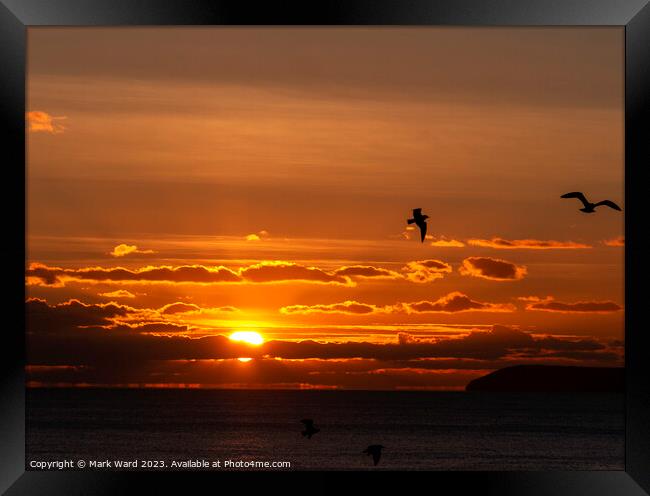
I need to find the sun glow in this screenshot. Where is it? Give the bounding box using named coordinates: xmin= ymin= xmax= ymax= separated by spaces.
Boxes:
xmin=229 ymin=331 xmax=264 ymax=346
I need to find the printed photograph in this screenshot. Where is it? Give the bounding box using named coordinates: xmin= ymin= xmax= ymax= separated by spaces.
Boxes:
xmin=26 ymin=27 xmax=624 ymax=470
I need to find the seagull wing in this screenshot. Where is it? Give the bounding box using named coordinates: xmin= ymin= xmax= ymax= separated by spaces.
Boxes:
xmin=372 ymin=451 xmax=381 ymax=466
xmin=413 ymin=208 xmax=422 ymax=217
xmin=594 ymin=200 xmax=622 ymax=211
xmin=561 ymin=192 xmax=589 ymax=208
xmin=301 ymin=419 xmax=314 ymax=428
xmin=419 ymin=221 xmax=427 ymax=243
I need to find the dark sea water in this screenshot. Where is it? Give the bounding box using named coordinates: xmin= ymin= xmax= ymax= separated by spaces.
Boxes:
xmin=26 ymin=388 xmax=624 ymax=471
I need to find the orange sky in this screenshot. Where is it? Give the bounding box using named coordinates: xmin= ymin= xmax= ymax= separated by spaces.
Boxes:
xmin=26 ymin=27 xmax=624 ymax=390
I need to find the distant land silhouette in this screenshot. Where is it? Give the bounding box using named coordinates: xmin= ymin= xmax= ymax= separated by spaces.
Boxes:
xmin=465 ymin=365 xmax=624 ymax=392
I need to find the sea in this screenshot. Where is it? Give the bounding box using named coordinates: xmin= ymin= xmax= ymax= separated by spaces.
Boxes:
xmin=26 ymin=388 xmax=624 ymax=471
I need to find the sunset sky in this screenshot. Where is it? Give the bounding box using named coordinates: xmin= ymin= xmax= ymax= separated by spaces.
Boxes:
xmin=26 ymin=27 xmax=624 ymax=389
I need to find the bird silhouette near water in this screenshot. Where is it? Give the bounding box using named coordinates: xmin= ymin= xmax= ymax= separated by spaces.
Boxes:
xmin=560 ymin=192 xmax=621 ymax=213
xmin=407 ymin=208 xmax=429 ymax=242
xmin=300 ymin=419 xmax=320 ymax=439
xmin=362 ymin=445 xmax=385 ymax=466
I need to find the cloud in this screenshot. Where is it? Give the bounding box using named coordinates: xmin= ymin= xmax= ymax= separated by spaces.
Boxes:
xmin=517 ymin=296 xmax=549 ymax=302
xmin=27 ymin=262 xmax=243 ymax=286
xmin=26 ymin=111 xmax=67 ymax=134
xmin=26 ymin=297 xmax=131 ymax=334
xmin=401 ymin=292 xmax=515 ymax=313
xmin=28 ymin=260 xmax=450 ymax=288
xmin=403 ymin=259 xmax=452 ymax=283
xmin=27 ymin=314 xmax=609 ymax=365
xmin=98 ymin=289 xmax=136 ymax=299
xmin=158 ymin=302 xmax=239 ymax=315
xmin=159 ymin=302 xmax=202 ymax=314
xmin=110 ymin=244 xmax=155 ymax=257
xmin=397 ymin=332 xmax=416 ymax=345
xmin=603 ymin=237 xmax=624 ymax=247
xmin=239 ymin=261 xmax=351 ymax=285
xmin=333 ymin=265 xmax=402 ymax=279
xmin=27 ymin=261 xmax=380 ymax=287
xmin=26 ymin=298 xmax=619 ymax=389
xmin=245 ymin=230 xmax=270 ymax=242
xmin=116 ymin=322 xmax=192 ymax=334
xmin=26 ymin=297 xmax=240 ymax=339
xmin=525 ymin=297 xmax=622 ymax=313
xmin=281 ymin=300 xmax=381 ymax=315
xmin=430 ymin=237 xmax=465 ymax=248
xmin=280 ymin=292 xmax=514 ymax=315
xmin=459 ymin=257 xmax=526 ymax=281
xmin=468 ymin=238 xmax=591 ymax=250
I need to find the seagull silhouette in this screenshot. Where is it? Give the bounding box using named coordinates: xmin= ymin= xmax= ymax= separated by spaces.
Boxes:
xmin=300 ymin=419 xmax=320 ymax=439
xmin=362 ymin=445 xmax=385 ymax=466
xmin=407 ymin=208 xmax=429 ymax=243
xmin=560 ymin=192 xmax=621 ymax=213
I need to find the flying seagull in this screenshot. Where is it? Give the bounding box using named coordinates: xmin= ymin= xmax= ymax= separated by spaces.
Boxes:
xmin=407 ymin=208 xmax=429 ymax=243
xmin=300 ymin=419 xmax=320 ymax=439
xmin=560 ymin=192 xmax=621 ymax=213
xmin=362 ymin=445 xmax=385 ymax=466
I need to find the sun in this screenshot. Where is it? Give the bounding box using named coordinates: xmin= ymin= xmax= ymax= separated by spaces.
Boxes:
xmin=229 ymin=331 xmax=264 ymax=346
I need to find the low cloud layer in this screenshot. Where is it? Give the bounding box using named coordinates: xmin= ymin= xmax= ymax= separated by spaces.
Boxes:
xmin=25 ymin=297 xmax=621 ymax=388
xmin=25 ymin=299 xmax=616 ymax=364
xmin=459 ymin=257 xmax=527 ymax=281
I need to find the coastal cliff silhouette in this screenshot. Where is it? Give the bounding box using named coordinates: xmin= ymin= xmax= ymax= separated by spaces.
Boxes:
xmin=466 ymin=365 xmax=624 ymax=392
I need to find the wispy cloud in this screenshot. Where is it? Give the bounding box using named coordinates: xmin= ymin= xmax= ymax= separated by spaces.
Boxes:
xmin=98 ymin=289 xmax=136 ymax=299
xmin=429 ymin=237 xmax=465 ymax=248
xmin=524 ymin=296 xmax=622 ymax=313
xmin=26 ymin=111 xmax=67 ymax=134
xmin=401 ymin=292 xmax=515 ymax=313
xmin=603 ymin=237 xmax=624 ymax=247
xmin=468 ymin=238 xmax=591 ymax=250
xmin=281 ymin=292 xmax=515 ymax=315
xmin=334 ymin=265 xmax=402 ymax=279
xmin=281 ymin=300 xmax=381 ymax=315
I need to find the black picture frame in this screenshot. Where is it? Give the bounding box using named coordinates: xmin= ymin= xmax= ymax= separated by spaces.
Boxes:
xmin=1 ymin=0 xmax=649 ymax=494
